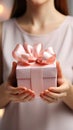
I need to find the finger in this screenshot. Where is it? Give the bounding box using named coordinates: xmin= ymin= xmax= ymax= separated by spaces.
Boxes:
xmin=40 ymin=91 xmax=56 ymax=100
xmin=18 ymin=92 xmax=30 ymax=100
xmin=40 ymin=94 xmax=54 ymax=103
xmin=8 ymin=62 xmax=17 ymax=86
xmin=27 ymin=89 xmax=35 ymax=95
xmin=48 ymin=83 xmax=69 ymax=93
xmin=13 ymin=94 xmax=35 ymax=102
xmin=57 ymin=78 xmax=64 ymax=85
xmin=7 ymin=85 xmax=35 ymax=96
xmin=8 ymin=62 xmax=17 ymax=80
xmin=11 ymin=92 xmax=30 ymax=101
xmin=7 ymin=86 xmax=26 ymax=94
xmin=25 ymin=95 xmax=35 ymax=101
xmin=11 ymin=62 xmax=17 ymax=76
xmin=56 ymin=61 xmax=63 ymax=79
xmin=44 ymin=90 xmax=67 ymax=99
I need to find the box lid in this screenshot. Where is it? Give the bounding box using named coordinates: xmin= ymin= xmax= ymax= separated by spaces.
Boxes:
xmin=16 ymin=62 xmax=57 ymax=79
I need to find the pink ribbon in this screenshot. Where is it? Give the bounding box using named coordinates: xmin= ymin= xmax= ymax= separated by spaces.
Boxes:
xmin=12 ymin=43 xmax=56 ymax=66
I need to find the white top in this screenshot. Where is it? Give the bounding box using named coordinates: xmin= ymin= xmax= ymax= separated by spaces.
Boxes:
xmin=0 ymin=16 xmax=73 ymax=130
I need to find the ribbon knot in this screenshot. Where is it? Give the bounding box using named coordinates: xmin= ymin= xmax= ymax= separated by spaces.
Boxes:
xmin=12 ymin=43 xmax=56 ymax=65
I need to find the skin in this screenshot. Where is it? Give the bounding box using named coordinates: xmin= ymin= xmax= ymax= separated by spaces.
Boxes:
xmin=40 ymin=62 xmax=73 ymax=108
xmin=0 ymin=0 xmax=73 ymax=109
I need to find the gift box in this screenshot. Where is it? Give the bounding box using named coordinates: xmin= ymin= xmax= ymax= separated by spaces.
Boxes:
xmin=16 ymin=63 xmax=57 ymax=95
xmin=12 ymin=43 xmax=57 ymax=95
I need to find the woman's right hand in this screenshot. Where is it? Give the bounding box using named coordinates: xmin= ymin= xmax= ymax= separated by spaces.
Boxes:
xmin=3 ymin=62 xmax=35 ymax=103
xmin=5 ymin=82 xmax=35 ymax=103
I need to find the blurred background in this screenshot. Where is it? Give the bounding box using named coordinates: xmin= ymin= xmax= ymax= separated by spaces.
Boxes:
xmin=0 ymin=0 xmax=73 ymax=120
xmin=0 ymin=0 xmax=73 ymax=21
xmin=0 ymin=0 xmax=14 ymax=21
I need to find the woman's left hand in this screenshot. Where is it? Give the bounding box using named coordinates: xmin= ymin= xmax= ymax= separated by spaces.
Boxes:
xmin=40 ymin=61 xmax=71 ymax=103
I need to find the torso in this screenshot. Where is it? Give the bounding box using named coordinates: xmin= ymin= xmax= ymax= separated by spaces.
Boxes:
xmin=0 ymin=16 xmax=73 ymax=130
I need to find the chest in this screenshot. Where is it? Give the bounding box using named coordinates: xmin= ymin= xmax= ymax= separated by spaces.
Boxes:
xmin=3 ymin=25 xmax=73 ymax=83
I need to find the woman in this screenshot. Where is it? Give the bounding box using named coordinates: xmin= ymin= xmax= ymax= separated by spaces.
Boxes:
xmin=0 ymin=0 xmax=73 ymax=130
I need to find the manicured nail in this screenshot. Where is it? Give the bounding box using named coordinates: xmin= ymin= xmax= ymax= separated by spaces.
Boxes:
xmin=44 ymin=90 xmax=48 ymax=93
xmin=40 ymin=92 xmax=45 ymax=96
xmin=48 ymin=87 xmax=54 ymax=91
xmin=40 ymin=94 xmax=43 ymax=97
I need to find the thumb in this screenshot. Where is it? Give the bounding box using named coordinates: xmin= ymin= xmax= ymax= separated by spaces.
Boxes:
xmin=56 ymin=61 xmax=64 ymax=85
xmin=8 ymin=62 xmax=17 ymax=86
xmin=56 ymin=61 xmax=63 ymax=79
xmin=10 ymin=62 xmax=17 ymax=77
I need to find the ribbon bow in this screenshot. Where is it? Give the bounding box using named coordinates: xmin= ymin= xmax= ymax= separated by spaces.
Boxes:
xmin=12 ymin=43 xmax=56 ymax=65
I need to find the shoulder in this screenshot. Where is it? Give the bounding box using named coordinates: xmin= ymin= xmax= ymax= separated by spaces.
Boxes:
xmin=0 ymin=19 xmax=15 ymax=38
xmin=3 ymin=18 xmax=15 ymax=24
xmin=66 ymin=16 xmax=73 ymax=27
xmin=68 ymin=15 xmax=73 ymax=21
xmin=63 ymin=16 xmax=73 ymax=36
xmin=66 ymin=16 xmax=73 ymax=46
xmin=2 ymin=18 xmax=17 ymax=42
xmin=2 ymin=18 xmax=15 ymax=29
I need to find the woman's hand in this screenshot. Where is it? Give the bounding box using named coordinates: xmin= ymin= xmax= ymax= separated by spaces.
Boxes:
xmin=0 ymin=62 xmax=35 ymax=106
xmin=0 ymin=82 xmax=35 ymax=106
xmin=40 ymin=61 xmax=71 ymax=103
xmin=4 ymin=83 xmax=35 ymax=103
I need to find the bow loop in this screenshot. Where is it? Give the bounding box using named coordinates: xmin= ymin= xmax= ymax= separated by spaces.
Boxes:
xmin=12 ymin=43 xmax=56 ymax=65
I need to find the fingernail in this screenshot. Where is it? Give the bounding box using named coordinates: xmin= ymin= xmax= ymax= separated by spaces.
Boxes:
xmin=48 ymin=87 xmax=54 ymax=91
xmin=44 ymin=90 xmax=48 ymax=93
xmin=32 ymin=93 xmax=35 ymax=96
xmin=32 ymin=90 xmax=35 ymax=93
xmin=23 ymin=87 xmax=27 ymax=90
xmin=40 ymin=94 xmax=43 ymax=97
xmin=41 ymin=91 xmax=44 ymax=94
xmin=40 ymin=92 xmax=44 ymax=96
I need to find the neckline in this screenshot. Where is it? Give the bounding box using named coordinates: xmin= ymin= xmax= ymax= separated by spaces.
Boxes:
xmin=13 ymin=16 xmax=70 ymax=37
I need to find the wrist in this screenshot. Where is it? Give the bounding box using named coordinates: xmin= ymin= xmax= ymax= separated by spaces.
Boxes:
xmin=0 ymin=82 xmax=11 ymax=107
xmin=62 ymin=82 xmax=73 ymax=109
xmin=66 ymin=82 xmax=72 ymax=97
xmin=4 ymin=81 xmax=12 ymax=102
